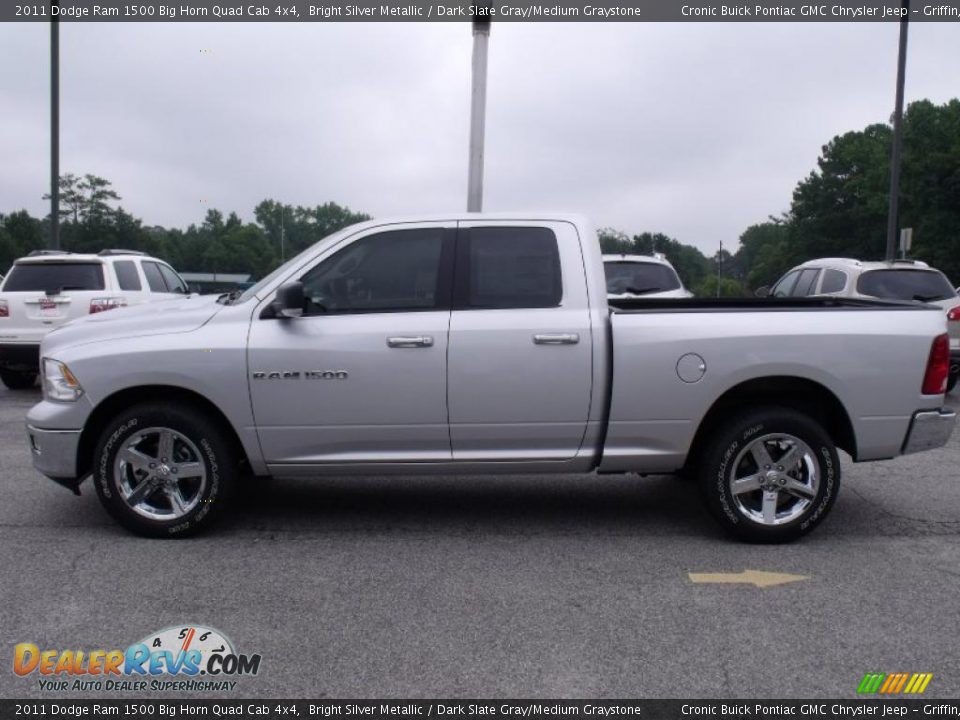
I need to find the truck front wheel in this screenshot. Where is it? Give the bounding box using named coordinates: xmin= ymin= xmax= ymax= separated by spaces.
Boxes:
xmin=92 ymin=403 xmax=235 ymax=537
xmin=698 ymin=407 xmax=840 ymax=543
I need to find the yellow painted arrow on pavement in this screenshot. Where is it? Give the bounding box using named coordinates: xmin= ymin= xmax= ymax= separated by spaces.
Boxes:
xmin=688 ymin=570 xmax=809 ymax=588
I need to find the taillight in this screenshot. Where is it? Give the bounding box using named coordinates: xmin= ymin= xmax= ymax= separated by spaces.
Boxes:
xmin=948 ymin=306 xmax=960 ymax=322
xmin=0 ymin=300 xmax=7 ymax=318
xmin=89 ymin=298 xmax=126 ymax=314
xmin=921 ymin=333 xmax=950 ymax=394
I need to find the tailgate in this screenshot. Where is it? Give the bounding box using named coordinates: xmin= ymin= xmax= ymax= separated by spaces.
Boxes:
xmin=0 ymin=291 xmax=104 ymax=343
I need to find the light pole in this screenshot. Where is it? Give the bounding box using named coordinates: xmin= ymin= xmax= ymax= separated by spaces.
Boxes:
xmin=50 ymin=7 xmax=60 ymax=249
xmin=279 ymin=207 xmax=285 ymax=262
xmin=466 ymin=8 xmax=491 ymax=213
xmin=885 ymin=0 xmax=910 ymax=261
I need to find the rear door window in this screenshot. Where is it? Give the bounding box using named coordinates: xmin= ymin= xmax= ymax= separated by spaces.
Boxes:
xmin=158 ymin=264 xmax=188 ymax=294
xmin=857 ymin=269 xmax=957 ymax=302
xmin=3 ymin=262 xmax=105 ymax=293
xmin=113 ymin=260 xmax=142 ymax=291
xmin=820 ymin=269 xmax=847 ymax=294
xmin=791 ymin=268 xmax=821 ymax=297
xmin=141 ymin=262 xmax=169 ymax=293
xmin=457 ymin=227 xmax=562 ymax=309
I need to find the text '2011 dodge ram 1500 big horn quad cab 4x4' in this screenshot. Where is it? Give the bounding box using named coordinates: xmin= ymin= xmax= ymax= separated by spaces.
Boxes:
xmin=26 ymin=215 xmax=957 ymax=542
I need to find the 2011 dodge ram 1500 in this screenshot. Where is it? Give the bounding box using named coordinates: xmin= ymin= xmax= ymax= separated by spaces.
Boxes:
xmin=25 ymin=214 xmax=957 ymax=541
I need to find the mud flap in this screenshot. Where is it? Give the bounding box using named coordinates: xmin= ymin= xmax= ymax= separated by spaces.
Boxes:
xmin=50 ymin=475 xmax=83 ymax=496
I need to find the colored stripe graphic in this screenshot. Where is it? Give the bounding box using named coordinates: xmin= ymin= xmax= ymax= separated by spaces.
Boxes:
xmin=892 ymin=674 xmax=909 ymax=694
xmin=879 ymin=674 xmax=897 ymax=694
xmin=857 ymin=674 xmax=883 ymax=693
xmin=904 ymin=674 xmax=921 ymax=694
xmin=858 ymin=672 xmax=932 ymax=694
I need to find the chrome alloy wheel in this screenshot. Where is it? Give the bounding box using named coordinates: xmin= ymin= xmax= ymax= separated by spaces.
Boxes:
xmin=728 ymin=432 xmax=819 ymax=526
xmin=113 ymin=426 xmax=207 ymax=521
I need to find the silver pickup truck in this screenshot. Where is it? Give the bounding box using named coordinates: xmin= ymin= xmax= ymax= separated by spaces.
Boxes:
xmin=25 ymin=214 xmax=956 ymax=542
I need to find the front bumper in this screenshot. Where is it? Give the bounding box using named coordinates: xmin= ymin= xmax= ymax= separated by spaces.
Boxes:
xmin=26 ymin=424 xmax=82 ymax=493
xmin=901 ymin=408 xmax=957 ymax=455
xmin=0 ymin=343 xmax=40 ymax=371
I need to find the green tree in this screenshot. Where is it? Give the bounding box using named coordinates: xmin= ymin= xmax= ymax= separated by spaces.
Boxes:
xmin=788 ymin=124 xmax=892 ymax=264
xmin=898 ymin=99 xmax=960 ymax=282
xmin=728 ymin=100 xmax=960 ymax=287
xmin=731 ymin=221 xmax=793 ymax=290
xmin=254 ymin=199 xmax=370 ymax=260
xmin=693 ymin=275 xmax=745 ymax=298
xmin=767 ymin=99 xmax=960 ymax=284
xmin=0 ymin=211 xmax=44 ymax=272
xmin=597 ymin=227 xmax=631 ymax=253
xmin=41 ymin=173 xmax=84 ymax=223
xmin=43 ymin=173 xmax=121 ymax=224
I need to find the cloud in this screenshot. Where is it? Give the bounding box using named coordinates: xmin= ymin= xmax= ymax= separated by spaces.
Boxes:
xmin=2 ymin=20 xmax=959 ymax=254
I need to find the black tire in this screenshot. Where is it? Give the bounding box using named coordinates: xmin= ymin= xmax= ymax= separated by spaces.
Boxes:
xmin=698 ymin=406 xmax=840 ymax=543
xmin=947 ymin=370 xmax=958 ymax=394
xmin=0 ymin=369 xmax=38 ymax=390
xmin=93 ymin=402 xmax=235 ymax=538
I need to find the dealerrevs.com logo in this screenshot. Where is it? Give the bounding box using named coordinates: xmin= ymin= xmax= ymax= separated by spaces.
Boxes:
xmin=13 ymin=625 xmax=262 ymax=693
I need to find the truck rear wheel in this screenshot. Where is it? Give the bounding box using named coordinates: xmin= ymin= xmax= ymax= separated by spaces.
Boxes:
xmin=698 ymin=406 xmax=840 ymax=543
xmin=92 ymin=403 xmax=235 ymax=538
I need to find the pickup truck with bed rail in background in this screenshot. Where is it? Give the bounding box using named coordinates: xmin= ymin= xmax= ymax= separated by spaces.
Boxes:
xmin=25 ymin=214 xmax=956 ymax=541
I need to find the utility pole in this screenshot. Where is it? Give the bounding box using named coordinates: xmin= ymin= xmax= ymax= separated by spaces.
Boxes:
xmin=885 ymin=0 xmax=910 ymax=261
xmin=280 ymin=207 xmax=285 ymax=262
xmin=466 ymin=7 xmax=491 ymax=213
xmin=50 ymin=8 xmax=60 ymax=249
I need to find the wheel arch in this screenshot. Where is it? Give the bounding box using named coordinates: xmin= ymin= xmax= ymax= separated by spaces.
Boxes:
xmin=685 ymin=376 xmax=857 ymax=473
xmin=77 ymin=385 xmax=250 ymax=479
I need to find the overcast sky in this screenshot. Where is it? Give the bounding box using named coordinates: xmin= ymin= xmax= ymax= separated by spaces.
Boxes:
xmin=2 ymin=20 xmax=959 ymax=254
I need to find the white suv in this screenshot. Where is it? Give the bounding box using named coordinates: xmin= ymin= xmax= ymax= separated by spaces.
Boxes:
xmin=766 ymin=258 xmax=960 ymax=392
xmin=603 ymin=253 xmax=694 ymax=299
xmin=0 ymin=250 xmax=189 ymax=389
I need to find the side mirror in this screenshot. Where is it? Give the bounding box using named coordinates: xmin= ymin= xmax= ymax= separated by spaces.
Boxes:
xmin=270 ymin=282 xmax=304 ymax=319
xmin=754 ymin=286 xmax=771 ymax=298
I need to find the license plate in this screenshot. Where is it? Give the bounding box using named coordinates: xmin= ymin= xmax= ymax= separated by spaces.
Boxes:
xmin=38 ymin=298 xmax=58 ymax=316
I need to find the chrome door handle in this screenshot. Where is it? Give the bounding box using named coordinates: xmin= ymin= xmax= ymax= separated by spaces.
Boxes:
xmin=533 ymin=333 xmax=580 ymax=345
xmin=387 ymin=336 xmax=434 ymax=348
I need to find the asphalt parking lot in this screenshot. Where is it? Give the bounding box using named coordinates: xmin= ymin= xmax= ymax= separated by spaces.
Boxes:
xmin=1 ymin=385 xmax=958 ymax=700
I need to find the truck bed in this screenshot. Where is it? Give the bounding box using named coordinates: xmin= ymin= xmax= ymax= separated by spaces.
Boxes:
xmin=600 ymin=297 xmax=947 ymax=475
xmin=608 ymin=296 xmax=939 ymax=313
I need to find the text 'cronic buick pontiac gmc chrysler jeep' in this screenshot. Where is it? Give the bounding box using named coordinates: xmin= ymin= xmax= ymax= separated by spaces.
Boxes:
xmin=25 ymin=215 xmax=957 ymax=541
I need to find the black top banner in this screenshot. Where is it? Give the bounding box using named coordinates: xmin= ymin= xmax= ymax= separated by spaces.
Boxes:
xmin=6 ymin=0 xmax=960 ymax=22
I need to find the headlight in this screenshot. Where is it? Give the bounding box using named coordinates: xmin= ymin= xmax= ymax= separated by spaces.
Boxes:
xmin=43 ymin=358 xmax=84 ymax=402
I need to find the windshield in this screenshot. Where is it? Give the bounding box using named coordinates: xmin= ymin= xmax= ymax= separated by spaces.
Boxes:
xmin=3 ymin=262 xmax=105 ymax=293
xmin=604 ymin=261 xmax=682 ymax=294
xmin=857 ymin=269 xmax=956 ymax=302
xmin=233 ymin=226 xmax=359 ymax=304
